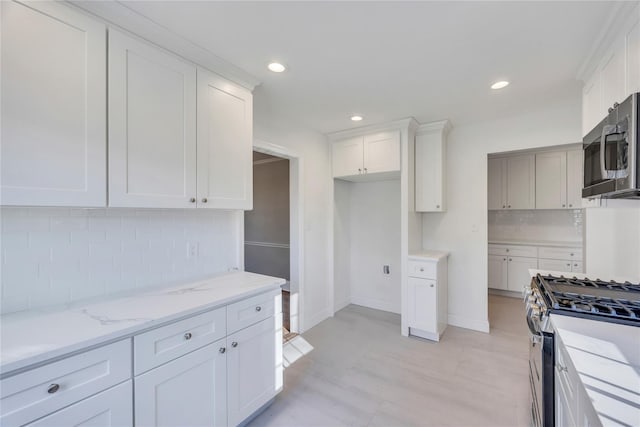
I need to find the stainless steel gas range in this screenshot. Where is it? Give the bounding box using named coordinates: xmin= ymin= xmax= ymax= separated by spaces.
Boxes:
xmin=524 ymin=273 xmax=640 ymax=427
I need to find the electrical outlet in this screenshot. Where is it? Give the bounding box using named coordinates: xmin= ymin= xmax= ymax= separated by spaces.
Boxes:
xmin=187 ymin=242 xmax=199 ymax=258
xmin=383 ymin=265 xmax=390 ymax=275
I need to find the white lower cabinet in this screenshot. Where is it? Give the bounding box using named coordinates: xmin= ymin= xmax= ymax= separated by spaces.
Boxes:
xmin=26 ymin=381 xmax=132 ymax=427
xmin=406 ymin=254 xmax=448 ymax=341
xmin=227 ymin=316 xmax=282 ymax=426
xmin=488 ymin=251 xmax=537 ymax=293
xmin=135 ymin=340 xmax=227 ymax=427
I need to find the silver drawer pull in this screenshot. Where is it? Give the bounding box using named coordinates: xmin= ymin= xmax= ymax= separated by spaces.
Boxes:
xmin=232 ymin=341 xmax=238 ymax=348
xmin=558 ymin=364 xmax=568 ymax=373
xmin=184 ymin=332 xmax=193 ymax=340
xmin=219 ymin=347 xmax=226 ymax=354
xmin=47 ymin=383 xmax=60 ymax=394
xmin=255 ymin=306 xmax=262 ymax=312
xmin=419 ymin=268 xmax=424 ymax=272
xmin=430 ymin=284 xmax=434 ymax=288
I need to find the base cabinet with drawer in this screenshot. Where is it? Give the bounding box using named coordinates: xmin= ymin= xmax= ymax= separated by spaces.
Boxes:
xmin=406 ymin=253 xmax=448 ymax=341
xmin=0 ymin=288 xmax=282 ymax=427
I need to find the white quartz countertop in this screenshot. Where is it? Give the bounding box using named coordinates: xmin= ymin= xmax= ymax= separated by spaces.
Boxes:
xmin=0 ymin=271 xmax=285 ymax=375
xmin=408 ymin=250 xmax=449 ymax=261
xmin=489 ymin=239 xmax=583 ymax=248
xmin=551 ymin=314 xmax=640 ymax=427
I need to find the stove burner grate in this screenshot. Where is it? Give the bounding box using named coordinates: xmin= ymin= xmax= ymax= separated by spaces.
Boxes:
xmin=542 ymin=275 xmax=640 ymax=293
xmin=551 ymin=292 xmax=640 ymax=319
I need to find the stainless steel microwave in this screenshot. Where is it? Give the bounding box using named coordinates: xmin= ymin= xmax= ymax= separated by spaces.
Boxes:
xmin=583 ymin=92 xmax=639 ymax=199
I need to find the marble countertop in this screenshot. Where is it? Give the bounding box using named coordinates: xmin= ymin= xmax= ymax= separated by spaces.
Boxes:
xmin=489 ymin=239 xmax=583 ymax=248
xmin=0 ymin=271 xmax=285 ymax=376
xmin=408 ymin=250 xmax=449 ymax=261
xmin=551 ymin=314 xmax=640 ymax=427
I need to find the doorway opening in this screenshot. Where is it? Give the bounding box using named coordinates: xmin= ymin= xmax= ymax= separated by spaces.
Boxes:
xmin=245 ymin=140 xmax=304 ymax=344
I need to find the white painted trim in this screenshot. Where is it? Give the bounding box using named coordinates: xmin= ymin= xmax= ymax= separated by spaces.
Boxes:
xmin=333 ymin=298 xmax=351 ymax=313
xmin=447 ymin=314 xmax=490 ymax=333
xmin=327 ymin=117 xmax=419 ymax=141
xmin=350 ymin=297 xmax=400 ymax=315
xmin=416 ymin=119 xmax=452 ymax=136
xmin=244 ymin=241 xmax=290 ymax=249
xmin=252 ymin=139 xmax=305 ymax=333
xmin=66 ymin=0 xmax=259 ymax=90
xmin=253 ymin=158 xmax=287 ymax=166
xmin=409 ymin=327 xmax=440 ymax=342
xmin=304 ymin=308 xmax=333 ymax=332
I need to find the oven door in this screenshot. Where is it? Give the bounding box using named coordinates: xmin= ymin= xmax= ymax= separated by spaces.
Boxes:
xmin=527 ymin=309 xmax=554 ymax=427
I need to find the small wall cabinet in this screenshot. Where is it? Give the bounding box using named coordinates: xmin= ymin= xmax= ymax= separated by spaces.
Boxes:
xmin=0 ymin=0 xmax=107 ymax=207
xmin=535 ymin=149 xmax=583 ymax=209
xmin=415 ymin=120 xmax=450 ymax=212
xmin=488 ymin=155 xmax=535 ymax=210
xmin=407 ymin=252 xmax=448 ymax=341
xmin=332 ymin=131 xmax=400 ymax=180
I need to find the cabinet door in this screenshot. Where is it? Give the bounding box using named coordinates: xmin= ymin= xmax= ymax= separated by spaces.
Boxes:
xmin=332 ymin=137 xmax=363 ymax=178
xmin=197 ymin=68 xmax=253 ymax=210
xmin=555 ymin=373 xmax=576 ymax=427
xmin=571 ymin=261 xmax=584 ymax=273
xmin=538 ymin=258 xmax=572 ymax=273
xmin=26 ymin=381 xmax=132 ymax=427
xmin=582 ymin=73 xmax=602 ymax=137
xmin=488 ymin=255 xmax=508 ymax=290
xmin=415 ymin=131 xmax=445 ymax=212
xmin=506 ymin=256 xmax=537 ymax=293
xmin=109 ymin=30 xmax=197 ymax=208
xmin=488 ymin=158 xmax=506 ymax=210
xmin=535 ymin=151 xmax=567 ymax=209
xmin=363 ymin=131 xmax=401 ymax=174
xmin=601 ymin=43 xmax=626 ymax=114
xmin=407 ymin=277 xmax=437 ymax=333
xmin=566 ymin=150 xmax=584 ymax=209
xmin=227 ymin=316 xmax=282 ymax=427
xmin=626 ymin=20 xmax=640 ymax=95
xmin=1 ymin=1 xmax=106 ymax=207
xmin=135 ymin=341 xmax=227 ymax=427
xmin=506 ymin=155 xmax=535 ymax=209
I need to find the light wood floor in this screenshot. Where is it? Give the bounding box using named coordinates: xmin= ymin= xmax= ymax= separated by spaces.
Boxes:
xmin=250 ymin=295 xmax=529 ymax=427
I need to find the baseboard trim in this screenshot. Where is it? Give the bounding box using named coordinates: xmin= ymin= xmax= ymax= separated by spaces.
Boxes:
xmin=488 ymin=288 xmax=522 ymax=299
xmin=448 ymin=314 xmax=490 ymax=333
xmin=333 ymin=298 xmax=351 ymax=313
xmin=304 ymin=307 xmax=332 ymax=332
xmin=350 ymin=296 xmax=400 ymax=314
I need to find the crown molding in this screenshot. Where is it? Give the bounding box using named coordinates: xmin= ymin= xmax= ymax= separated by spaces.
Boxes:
xmin=576 ymin=1 xmax=639 ymax=82
xmin=66 ymin=0 xmax=260 ymax=90
xmin=327 ymin=117 xmax=419 ymax=141
xmin=416 ymin=119 xmax=452 ymax=136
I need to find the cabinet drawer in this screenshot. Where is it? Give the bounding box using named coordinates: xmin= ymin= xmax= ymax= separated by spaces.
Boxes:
xmin=134 ymin=307 xmax=226 ymax=375
xmin=408 ymin=260 xmax=437 ymax=279
xmin=571 ymin=261 xmax=583 ymax=273
xmin=0 ymin=339 xmax=131 ymax=427
xmin=538 ymin=247 xmax=582 ymax=261
xmin=488 ymin=244 xmax=537 ymax=258
xmin=227 ymin=290 xmax=281 ymax=334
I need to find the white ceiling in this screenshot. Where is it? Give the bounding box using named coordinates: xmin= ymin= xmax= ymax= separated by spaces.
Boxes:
xmin=114 ymin=1 xmax=617 ymax=133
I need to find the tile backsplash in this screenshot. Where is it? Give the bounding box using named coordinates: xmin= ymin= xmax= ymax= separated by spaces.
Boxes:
xmin=488 ymin=209 xmax=583 ymax=243
xmin=1 ymin=208 xmax=240 ymax=314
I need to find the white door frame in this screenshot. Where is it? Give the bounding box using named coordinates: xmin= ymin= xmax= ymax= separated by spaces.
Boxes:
xmin=251 ymin=139 xmax=305 ymax=333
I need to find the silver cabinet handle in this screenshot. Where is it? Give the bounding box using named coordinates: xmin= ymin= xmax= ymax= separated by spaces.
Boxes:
xmin=509 ymin=258 xmax=512 ymax=261
xmin=364 ymin=168 xmax=368 ymax=173
xmin=436 ymin=204 xmax=440 ymax=209
xmin=508 ymin=205 xmax=511 ymax=208
xmin=201 ymin=198 xmax=208 ymax=203
xmin=219 ymin=347 xmax=226 ymax=354
xmin=419 ymin=268 xmax=424 ymax=272
xmin=189 ymin=197 xmax=196 ymax=203
xmin=231 ymin=341 xmax=238 ymax=348
xmin=502 ymin=205 xmax=506 ymax=209
xmin=562 ymin=204 xmax=566 ymax=207
xmin=430 ymin=284 xmax=434 ymax=288
xmin=184 ymin=332 xmax=192 ymax=340
xmin=358 ymin=168 xmax=362 ymax=173
xmin=570 ymin=253 xmax=574 ymax=256
xmin=47 ymin=383 xmax=60 ymax=394
xmin=503 ymin=258 xmax=506 ymax=261
xmin=506 ymin=249 xmax=509 ymax=252
xmin=255 ymin=306 xmax=262 ymax=312
xmin=569 ymin=204 xmax=572 ymax=207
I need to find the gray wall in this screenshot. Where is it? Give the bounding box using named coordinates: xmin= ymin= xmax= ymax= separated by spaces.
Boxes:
xmin=244 ymin=153 xmax=290 ymax=280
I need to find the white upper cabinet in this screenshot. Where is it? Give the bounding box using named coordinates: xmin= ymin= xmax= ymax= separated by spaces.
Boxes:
xmin=566 ymin=149 xmax=584 ymax=209
xmin=0 ymin=1 xmax=106 ymax=207
xmin=415 ymin=120 xmax=450 ymax=212
xmin=197 ymin=68 xmax=253 ymax=210
xmin=108 ymin=30 xmax=197 ymax=208
xmin=363 ymin=131 xmax=401 ymax=174
xmin=488 ymin=155 xmax=535 ymax=210
xmin=536 ymin=151 xmax=567 ymax=209
xmin=332 ymin=131 xmax=400 ymax=180
xmin=581 ymin=3 xmax=640 ymax=136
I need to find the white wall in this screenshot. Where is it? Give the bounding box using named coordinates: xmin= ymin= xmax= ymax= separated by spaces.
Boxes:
xmin=422 ymin=95 xmax=583 ymax=332
xmin=489 ymin=209 xmax=583 ymax=243
xmin=253 ymin=100 xmax=332 ymax=332
xmin=333 ymin=179 xmax=351 ymax=311
xmin=584 ymin=202 xmax=640 ymax=281
xmin=0 ymin=207 xmax=239 ymax=314
xmin=349 ymin=180 xmax=401 ymax=314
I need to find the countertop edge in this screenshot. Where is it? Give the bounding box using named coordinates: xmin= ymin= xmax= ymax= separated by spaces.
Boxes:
xmin=488 ymin=239 xmax=583 ymax=248
xmin=0 ymin=276 xmax=284 ymax=376
xmin=408 ymin=251 xmax=449 ymax=261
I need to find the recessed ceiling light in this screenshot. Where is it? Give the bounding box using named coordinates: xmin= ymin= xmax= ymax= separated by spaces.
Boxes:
xmin=351 ymin=115 xmax=363 ymax=122
xmin=491 ymin=80 xmax=510 ymax=90
xmin=267 ymin=62 xmax=286 ymax=73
